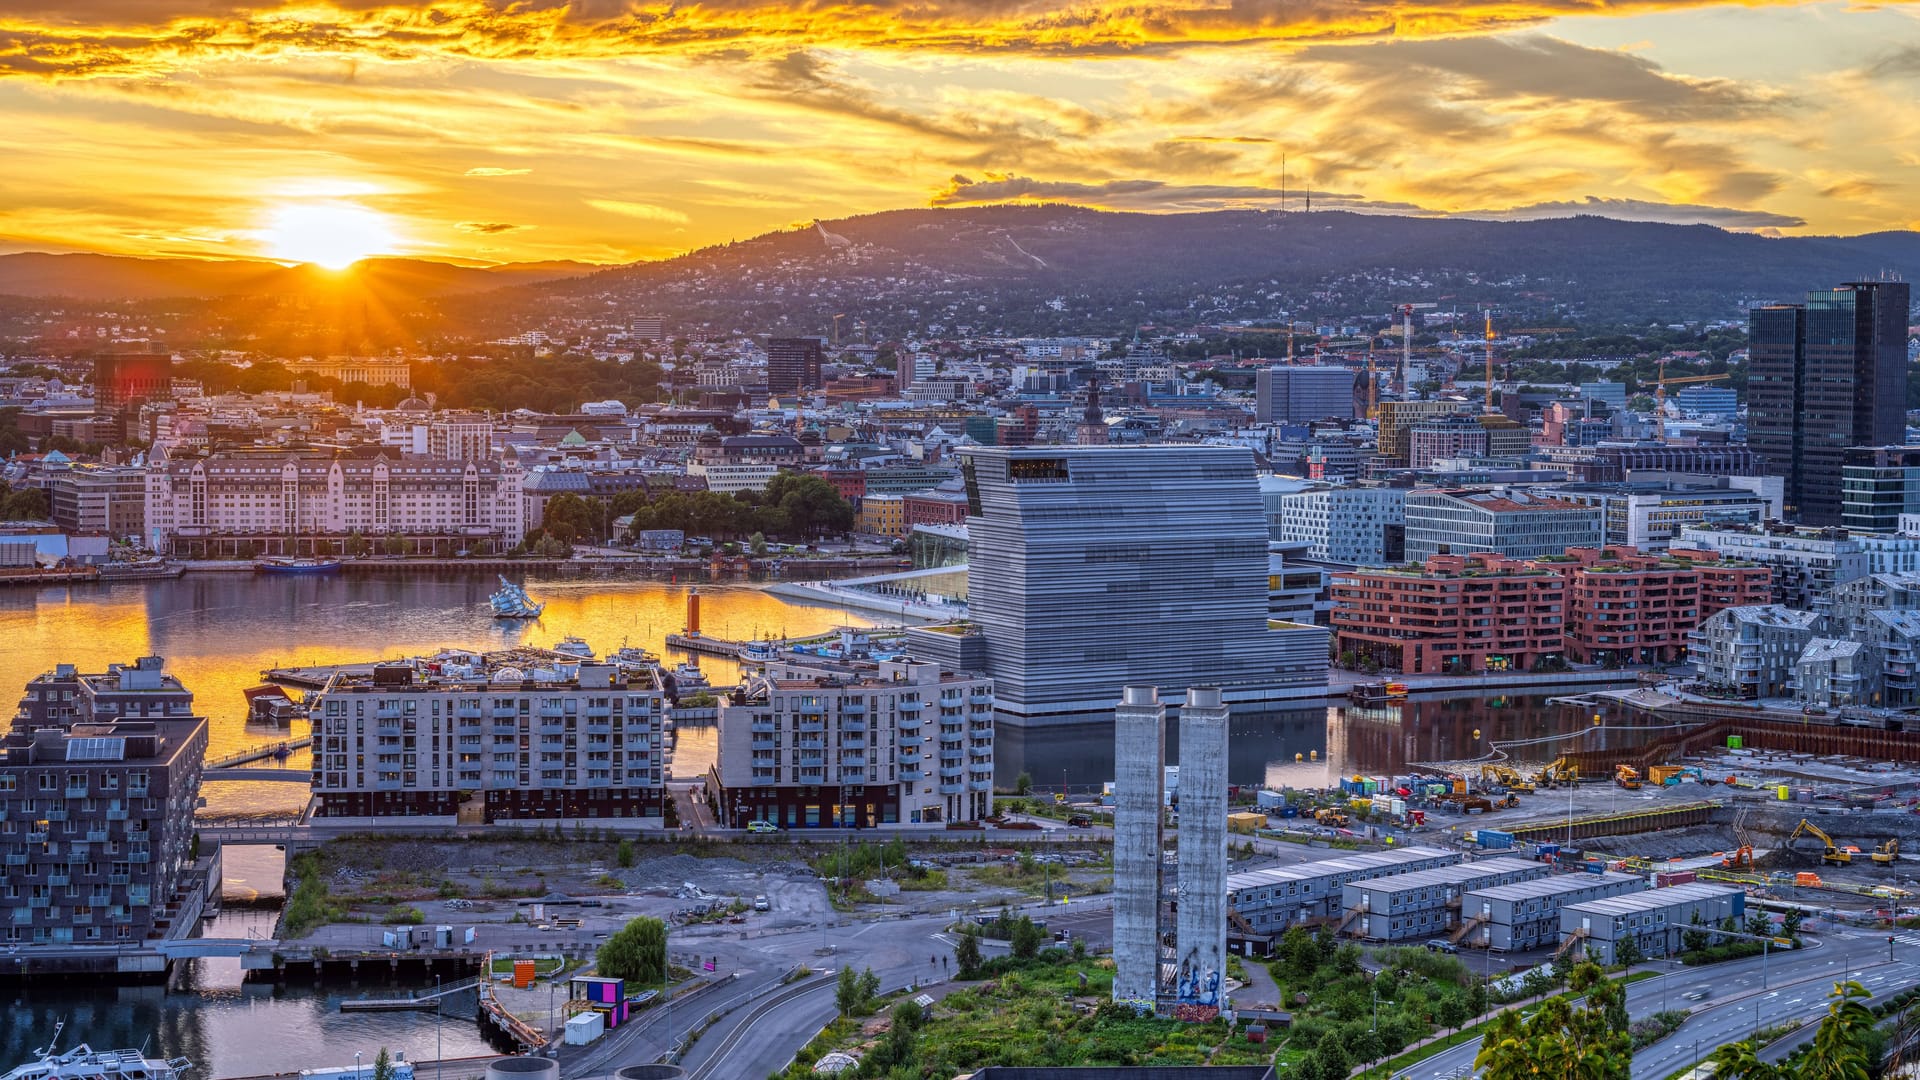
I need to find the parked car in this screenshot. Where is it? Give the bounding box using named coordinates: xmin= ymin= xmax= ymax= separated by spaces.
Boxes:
xmin=747 ymin=820 xmax=780 ymax=834
xmin=753 ymin=895 xmax=770 ymax=911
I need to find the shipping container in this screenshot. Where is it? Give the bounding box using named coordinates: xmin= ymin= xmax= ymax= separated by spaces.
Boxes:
xmin=1477 ymin=829 xmax=1515 ymax=850
xmin=1655 ymin=870 xmax=1697 ymax=887
xmin=564 ymin=1011 xmax=606 ymax=1045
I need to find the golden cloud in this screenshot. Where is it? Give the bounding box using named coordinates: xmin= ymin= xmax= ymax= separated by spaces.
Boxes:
xmin=0 ymin=0 xmax=1901 ymax=73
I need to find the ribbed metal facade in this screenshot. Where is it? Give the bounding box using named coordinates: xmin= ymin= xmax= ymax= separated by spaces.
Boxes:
xmin=961 ymin=446 xmax=1294 ymax=718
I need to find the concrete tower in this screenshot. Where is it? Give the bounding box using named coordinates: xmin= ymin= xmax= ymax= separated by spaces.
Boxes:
xmin=1175 ymin=685 xmax=1230 ymax=1011
xmin=1111 ymin=685 xmax=1166 ymax=1007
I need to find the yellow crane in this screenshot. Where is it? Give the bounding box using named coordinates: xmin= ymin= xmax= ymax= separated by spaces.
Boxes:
xmin=1789 ymin=818 xmax=1852 ymax=865
xmin=1653 ymin=360 xmax=1732 ymax=445
xmin=1483 ymin=310 xmax=1498 ymax=412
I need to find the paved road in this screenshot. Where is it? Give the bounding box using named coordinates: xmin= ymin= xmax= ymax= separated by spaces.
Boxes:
xmin=1401 ymin=931 xmax=1907 ymax=1080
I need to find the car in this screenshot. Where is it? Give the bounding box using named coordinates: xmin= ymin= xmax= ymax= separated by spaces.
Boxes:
xmin=1424 ymin=939 xmax=1458 ymax=954
xmin=1683 ymin=989 xmax=1712 ymax=1002
xmin=746 ymin=820 xmax=779 ymax=834
xmin=1066 ymin=814 xmax=1092 ymax=828
xmin=753 ymin=895 xmax=770 ymax=911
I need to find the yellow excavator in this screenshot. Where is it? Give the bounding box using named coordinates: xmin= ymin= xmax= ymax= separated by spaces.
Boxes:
xmin=1874 ymin=838 xmax=1900 ymax=865
xmin=1480 ymin=764 xmax=1535 ymax=793
xmin=1790 ymin=818 xmax=1852 ymax=866
xmin=1532 ymin=757 xmax=1579 ymax=789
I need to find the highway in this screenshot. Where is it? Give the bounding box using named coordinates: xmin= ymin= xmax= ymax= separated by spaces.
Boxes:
xmin=1402 ymin=929 xmax=1913 ymax=1080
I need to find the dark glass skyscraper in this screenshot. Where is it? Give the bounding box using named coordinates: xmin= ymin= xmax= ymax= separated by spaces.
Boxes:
xmin=764 ymin=336 xmax=824 ymax=397
xmin=1746 ymin=281 xmax=1911 ymax=526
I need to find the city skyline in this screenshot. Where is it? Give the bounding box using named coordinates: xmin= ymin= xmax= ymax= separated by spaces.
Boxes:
xmin=0 ymin=1 xmax=1917 ymax=265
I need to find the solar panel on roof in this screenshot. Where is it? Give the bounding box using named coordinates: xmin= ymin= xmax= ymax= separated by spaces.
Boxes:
xmin=66 ymin=737 xmax=126 ymax=762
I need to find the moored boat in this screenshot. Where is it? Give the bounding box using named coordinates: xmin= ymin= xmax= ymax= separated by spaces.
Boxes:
xmin=1 ymin=1026 xmax=193 ymax=1080
xmin=255 ymin=557 xmax=343 ymax=574
xmin=490 ymin=576 xmax=545 ymax=619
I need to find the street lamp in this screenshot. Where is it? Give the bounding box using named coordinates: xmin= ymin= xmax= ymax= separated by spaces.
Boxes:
xmin=435 ymin=975 xmax=442 ymax=1080
xmin=354 ymin=1052 xmax=361 ymax=1080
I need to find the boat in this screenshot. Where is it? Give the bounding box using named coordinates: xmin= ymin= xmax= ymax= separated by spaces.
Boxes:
xmin=297 ymin=1054 xmax=414 ymax=1080
xmin=255 ymin=558 xmax=343 ymax=574
xmin=670 ymin=661 xmax=709 ymax=690
xmin=553 ymin=636 xmax=593 ymax=659
xmin=490 ymin=577 xmax=545 ymax=619
xmin=2 ymin=1025 xmax=194 ymax=1080
xmin=738 ymin=640 xmax=780 ymax=664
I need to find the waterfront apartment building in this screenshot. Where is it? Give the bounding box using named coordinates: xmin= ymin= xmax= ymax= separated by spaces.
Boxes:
xmin=1560 ymin=883 xmax=1744 ymax=964
xmin=1403 ymin=489 xmax=1602 ymax=563
xmin=0 ymin=716 xmax=209 ymax=944
xmin=1687 ymin=605 xmax=1823 ymax=699
xmin=1546 ymin=546 xmax=1771 ymax=666
xmin=944 ymin=446 xmax=1316 ymax=719
xmin=309 ymin=656 xmax=668 ymax=820
xmin=710 ymin=658 xmax=992 ymax=827
xmin=1842 ymin=447 xmax=1920 ymax=533
xmin=1676 ymin=524 xmax=1870 ymax=612
xmin=1343 ymin=858 xmax=1549 ymax=943
xmin=46 ymin=464 xmax=147 ymax=540
xmin=13 ymin=656 xmax=195 ymax=734
xmin=1254 ymin=365 xmax=1355 ymax=424
xmin=1226 ymin=847 xmax=1460 ymax=933
xmin=1277 ymin=488 xmax=1405 ymax=565
xmin=145 ymin=451 xmax=526 ymax=558
xmin=1331 ymin=553 xmax=1566 ymax=675
xmin=1748 ymin=282 xmax=1910 ymax=525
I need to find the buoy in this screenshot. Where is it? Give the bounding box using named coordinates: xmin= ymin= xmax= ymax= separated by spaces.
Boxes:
xmin=1473 ymin=729 xmax=1481 ymax=740
xmin=1295 ymin=753 xmax=1303 ymax=762
xmin=1310 ymin=750 xmax=1319 ymax=760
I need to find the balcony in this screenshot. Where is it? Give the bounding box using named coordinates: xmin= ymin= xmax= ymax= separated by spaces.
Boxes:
xmin=750 ymin=721 xmax=777 ymax=734
xmin=841 ymin=770 xmax=869 ymax=784
xmin=750 ymin=737 xmax=778 ymax=750
xmin=897 ymin=712 xmax=922 ymax=728
xmin=44 ymin=811 xmax=66 ymax=823
xmin=940 ymin=749 xmax=964 ymax=764
xmin=26 ymin=831 xmax=47 ymax=844
xmin=939 ymin=766 xmax=964 ymax=781
xmin=900 ymin=769 xmax=925 ymax=780
xmin=47 ymin=874 xmax=68 ymax=887
xmin=798 ymin=721 xmax=825 ymax=734
xmin=939 ymin=783 xmax=964 ymax=796
xmin=970 ymin=779 xmax=992 ymax=792
xmin=898 ymin=734 xmax=924 ymax=747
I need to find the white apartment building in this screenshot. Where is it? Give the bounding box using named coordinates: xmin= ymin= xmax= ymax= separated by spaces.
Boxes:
xmin=1278 ymin=488 xmax=1406 ymax=564
xmin=144 ymin=451 xmax=525 ymax=557
xmin=309 ymin=656 xmax=667 ymax=821
xmin=711 ymin=658 xmax=993 ymax=827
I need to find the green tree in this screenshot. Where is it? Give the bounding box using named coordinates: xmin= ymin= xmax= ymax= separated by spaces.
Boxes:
xmin=1468 ymin=978 xmax=1490 ymax=1020
xmin=1683 ymin=910 xmax=1709 ymax=954
xmin=616 ymin=840 xmax=635 ymax=868
xmin=1009 ymin=914 xmax=1044 ymax=960
xmin=836 ymin=964 xmax=860 ymax=1015
xmin=542 ymin=493 xmax=601 ymax=545
xmin=1281 ymin=925 xmax=1320 ymax=981
xmin=344 ymin=530 xmax=370 ymax=557
xmin=1 ymin=486 xmax=49 ymax=521
xmin=748 ymin=531 xmax=768 ymax=556
xmin=1782 ymin=907 xmax=1804 ymax=943
xmin=1314 ymin=1030 xmax=1350 ymax=1080
xmin=1712 ymin=982 xmax=1874 ymax=1080
xmin=857 ymin=966 xmax=881 ymax=1011
xmin=371 ymin=1048 xmax=394 ymax=1080
xmin=1613 ymin=932 xmax=1643 ymax=969
xmin=1476 ymin=962 xmax=1632 ymax=1080
xmin=594 ymin=915 xmax=667 ymax=985
xmin=1437 ymin=994 xmax=1471 ymax=1039
xmin=1745 ymin=911 xmax=1774 ymax=941
xmin=954 ymin=926 xmax=983 ymax=978
xmin=1014 ymin=772 xmax=1032 ymax=796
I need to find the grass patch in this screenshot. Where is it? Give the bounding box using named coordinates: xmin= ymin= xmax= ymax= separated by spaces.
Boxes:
xmin=281 ymin=852 xmax=345 ymax=938
xmin=900 ymin=869 xmax=950 ymax=891
xmin=489 ymin=956 xmax=566 ymax=977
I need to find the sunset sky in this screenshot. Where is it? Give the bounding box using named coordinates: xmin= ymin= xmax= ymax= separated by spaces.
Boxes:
xmin=1 ymin=0 xmax=1917 ymax=267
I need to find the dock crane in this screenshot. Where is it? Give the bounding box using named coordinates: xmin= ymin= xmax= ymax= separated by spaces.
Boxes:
xmin=1652 ymin=360 xmax=1732 ymax=444
xmin=1789 ymin=818 xmax=1852 ymax=866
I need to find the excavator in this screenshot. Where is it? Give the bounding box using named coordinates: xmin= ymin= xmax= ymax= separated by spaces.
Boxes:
xmin=1480 ymin=764 xmax=1535 ymax=793
xmin=1720 ymin=845 xmax=1754 ymax=870
xmin=1315 ymin=808 xmax=1351 ymax=828
xmin=1789 ymin=818 xmax=1852 ymax=866
xmin=1874 ymin=838 xmax=1900 ymax=865
xmin=1532 ymin=757 xmax=1579 ymax=789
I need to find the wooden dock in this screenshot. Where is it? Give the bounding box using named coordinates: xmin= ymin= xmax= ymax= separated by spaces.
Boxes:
xmin=664 ymin=633 xmax=748 ymax=658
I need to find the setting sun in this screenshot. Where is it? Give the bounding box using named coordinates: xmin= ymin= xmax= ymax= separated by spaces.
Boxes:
xmin=261 ymin=202 xmax=398 ymax=269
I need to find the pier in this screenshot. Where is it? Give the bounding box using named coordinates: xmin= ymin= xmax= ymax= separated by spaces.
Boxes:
xmin=663 ymin=633 xmax=748 ymax=658
xmin=340 ymin=975 xmax=483 ymax=1012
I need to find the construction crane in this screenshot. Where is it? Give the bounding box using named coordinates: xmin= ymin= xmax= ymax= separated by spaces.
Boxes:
xmin=1394 ymin=302 xmax=1438 ymax=395
xmin=1652 ymin=359 xmax=1732 ymax=444
xmin=1789 ymin=818 xmax=1851 ymax=865
xmin=1482 ymin=309 xmax=1497 ymax=412
xmin=1365 ymin=340 xmax=1379 ymax=420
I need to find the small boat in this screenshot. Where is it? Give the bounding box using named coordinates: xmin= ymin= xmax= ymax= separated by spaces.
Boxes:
xmin=490 ymin=577 xmax=545 ymax=619
xmin=739 ymin=640 xmax=779 ymax=664
xmin=98 ymin=558 xmax=185 ymax=580
xmin=2 ymin=1025 xmax=194 ymax=1080
xmin=553 ymin=636 xmax=593 ymax=658
xmin=255 ymin=558 xmax=343 ymax=574
xmin=671 ymin=662 xmax=709 ymax=690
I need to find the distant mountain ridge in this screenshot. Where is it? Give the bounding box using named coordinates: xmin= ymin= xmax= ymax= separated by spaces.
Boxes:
xmin=6 ymin=209 xmax=1918 ymax=333
xmin=0 ymin=252 xmax=603 ymax=301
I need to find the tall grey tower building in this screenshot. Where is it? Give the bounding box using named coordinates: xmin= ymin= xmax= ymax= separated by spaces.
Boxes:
xmin=1175 ymin=685 xmax=1229 ymax=1011
xmin=1111 ymin=685 xmax=1166 ymax=1007
xmin=948 ymin=446 xmax=1320 ymax=719
xmin=1748 ymin=281 xmax=1911 ymax=525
